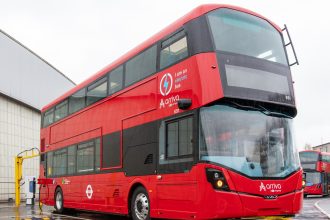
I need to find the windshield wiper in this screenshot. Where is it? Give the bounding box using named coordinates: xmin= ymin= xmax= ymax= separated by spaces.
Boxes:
xmin=258 ymin=105 xmax=292 ymax=119
xmin=229 ymin=101 xmax=292 ymax=119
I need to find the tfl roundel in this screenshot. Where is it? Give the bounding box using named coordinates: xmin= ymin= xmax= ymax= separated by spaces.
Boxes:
xmin=160 ymin=73 xmax=173 ymax=96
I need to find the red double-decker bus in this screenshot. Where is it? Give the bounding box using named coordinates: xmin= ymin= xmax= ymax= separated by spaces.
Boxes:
xmin=299 ymin=150 xmax=330 ymax=197
xmin=38 ymin=4 xmax=303 ymax=219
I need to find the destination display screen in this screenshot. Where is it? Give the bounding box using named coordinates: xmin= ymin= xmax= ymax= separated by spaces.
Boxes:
xmin=225 ymin=64 xmax=290 ymax=95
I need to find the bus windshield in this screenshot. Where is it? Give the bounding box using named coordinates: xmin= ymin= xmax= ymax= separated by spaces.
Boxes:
xmin=207 ymin=8 xmax=288 ymax=65
xmin=305 ymin=172 xmax=321 ymax=185
xmin=199 ymin=104 xmax=300 ymax=178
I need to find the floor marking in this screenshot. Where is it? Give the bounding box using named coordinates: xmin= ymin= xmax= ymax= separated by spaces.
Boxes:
xmin=314 ymin=200 xmax=330 ymax=219
xmin=50 ymin=213 xmax=93 ymax=220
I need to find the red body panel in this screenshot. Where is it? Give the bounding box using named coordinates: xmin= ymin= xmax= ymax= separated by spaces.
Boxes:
xmin=304 ymin=184 xmax=323 ymax=195
xmin=317 ymin=161 xmax=330 ymax=173
xmin=39 ymin=4 xmax=302 ymax=219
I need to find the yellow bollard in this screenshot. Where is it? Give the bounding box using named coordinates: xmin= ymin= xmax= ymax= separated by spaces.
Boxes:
xmin=15 ymin=156 xmax=23 ymax=206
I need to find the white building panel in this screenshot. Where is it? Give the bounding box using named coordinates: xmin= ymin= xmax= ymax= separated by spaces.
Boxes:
xmin=0 ymin=30 xmax=75 ymax=110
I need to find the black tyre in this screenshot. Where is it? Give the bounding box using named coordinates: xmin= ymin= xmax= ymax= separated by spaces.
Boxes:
xmin=54 ymin=187 xmax=64 ymax=213
xmin=130 ymin=186 xmax=150 ymax=220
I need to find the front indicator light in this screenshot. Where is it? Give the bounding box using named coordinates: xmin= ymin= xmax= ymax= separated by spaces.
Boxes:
xmin=206 ymin=168 xmax=230 ymax=191
xmin=302 ymin=180 xmax=306 ymax=188
xmin=216 ymin=180 xmax=224 ymax=188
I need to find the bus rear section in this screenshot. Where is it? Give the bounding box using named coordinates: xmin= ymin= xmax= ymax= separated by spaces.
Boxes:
xmin=299 ymin=150 xmax=330 ymax=197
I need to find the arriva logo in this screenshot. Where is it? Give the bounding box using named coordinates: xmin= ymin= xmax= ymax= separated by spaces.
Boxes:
xmin=160 ymin=73 xmax=173 ymax=96
xmin=259 ymin=182 xmax=282 ymax=193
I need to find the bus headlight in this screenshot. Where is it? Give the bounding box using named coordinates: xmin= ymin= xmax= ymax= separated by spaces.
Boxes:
xmin=206 ymin=168 xmax=230 ymax=191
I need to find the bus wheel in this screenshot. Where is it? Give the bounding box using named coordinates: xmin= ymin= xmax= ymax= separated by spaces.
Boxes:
xmin=54 ymin=187 xmax=64 ymax=213
xmin=131 ymin=186 xmax=150 ymax=220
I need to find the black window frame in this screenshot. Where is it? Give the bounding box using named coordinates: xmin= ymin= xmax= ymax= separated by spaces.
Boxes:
xmin=165 ymin=115 xmax=194 ymax=160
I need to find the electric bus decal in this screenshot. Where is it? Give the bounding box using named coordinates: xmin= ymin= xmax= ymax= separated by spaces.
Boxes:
xmin=160 ymin=73 xmax=173 ymax=96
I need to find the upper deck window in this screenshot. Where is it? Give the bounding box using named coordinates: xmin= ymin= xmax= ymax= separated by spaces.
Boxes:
xmin=69 ymin=88 xmax=86 ymax=114
xmin=86 ymin=77 xmax=108 ymax=106
xmin=108 ymin=66 xmax=123 ymax=95
xmin=125 ymin=45 xmax=157 ymax=87
xmin=160 ymin=31 xmax=188 ymax=69
xmin=43 ymin=109 xmax=54 ymax=127
xmin=321 ymin=154 xmax=330 ymax=163
xmin=207 ymin=9 xmax=288 ymax=65
xmin=54 ymin=100 xmax=68 ymax=122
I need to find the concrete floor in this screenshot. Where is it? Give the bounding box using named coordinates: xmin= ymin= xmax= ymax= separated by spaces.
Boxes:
xmin=0 ymin=203 xmax=128 ymax=220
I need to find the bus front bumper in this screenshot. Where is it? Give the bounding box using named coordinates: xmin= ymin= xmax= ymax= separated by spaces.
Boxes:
xmin=199 ymin=190 xmax=303 ymax=219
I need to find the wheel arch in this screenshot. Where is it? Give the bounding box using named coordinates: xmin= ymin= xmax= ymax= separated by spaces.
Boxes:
xmin=127 ymin=181 xmax=148 ymax=216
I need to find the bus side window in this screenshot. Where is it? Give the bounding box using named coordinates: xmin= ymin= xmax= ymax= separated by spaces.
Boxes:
xmin=95 ymin=138 xmax=101 ymax=171
xmin=86 ymin=77 xmax=108 ymax=106
xmin=125 ymin=45 xmax=157 ymax=87
xmin=43 ymin=109 xmax=54 ymax=127
xmin=46 ymin=151 xmax=53 ymax=177
xmin=108 ymin=65 xmax=123 ymax=95
xmin=53 ymin=148 xmax=67 ymax=176
xmin=160 ymin=30 xmax=188 ymax=69
xmin=54 ymin=100 xmax=68 ymax=122
xmin=77 ymin=141 xmax=95 ymax=173
xmin=69 ymin=88 xmax=86 ymax=114
xmin=166 ymin=116 xmax=193 ymax=159
xmin=68 ymin=145 xmax=76 ymax=174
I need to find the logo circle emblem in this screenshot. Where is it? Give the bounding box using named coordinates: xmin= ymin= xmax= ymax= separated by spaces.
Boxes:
xmin=86 ymin=184 xmax=93 ymax=199
xmin=160 ymin=73 xmax=173 ymax=96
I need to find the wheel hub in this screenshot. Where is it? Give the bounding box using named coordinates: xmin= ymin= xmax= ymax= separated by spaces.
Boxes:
xmin=134 ymin=193 xmax=149 ymax=220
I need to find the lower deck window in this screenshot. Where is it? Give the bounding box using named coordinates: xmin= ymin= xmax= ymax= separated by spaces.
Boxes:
xmin=166 ymin=116 xmax=193 ymax=158
xmin=77 ymin=142 xmax=95 ymax=173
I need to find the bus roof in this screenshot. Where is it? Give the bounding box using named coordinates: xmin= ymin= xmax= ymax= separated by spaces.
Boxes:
xmin=42 ymin=4 xmax=281 ymax=112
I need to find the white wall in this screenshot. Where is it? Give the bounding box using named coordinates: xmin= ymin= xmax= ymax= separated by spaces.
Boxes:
xmin=0 ymin=95 xmax=40 ymax=201
xmin=0 ymin=30 xmax=75 ymax=110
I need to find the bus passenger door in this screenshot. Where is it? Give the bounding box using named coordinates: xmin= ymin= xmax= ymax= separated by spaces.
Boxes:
xmin=321 ymin=172 xmax=328 ymax=195
xmin=156 ymin=114 xmax=198 ymax=216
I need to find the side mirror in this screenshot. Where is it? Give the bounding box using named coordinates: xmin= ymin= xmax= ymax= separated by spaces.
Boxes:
xmin=178 ymin=99 xmax=192 ymax=110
